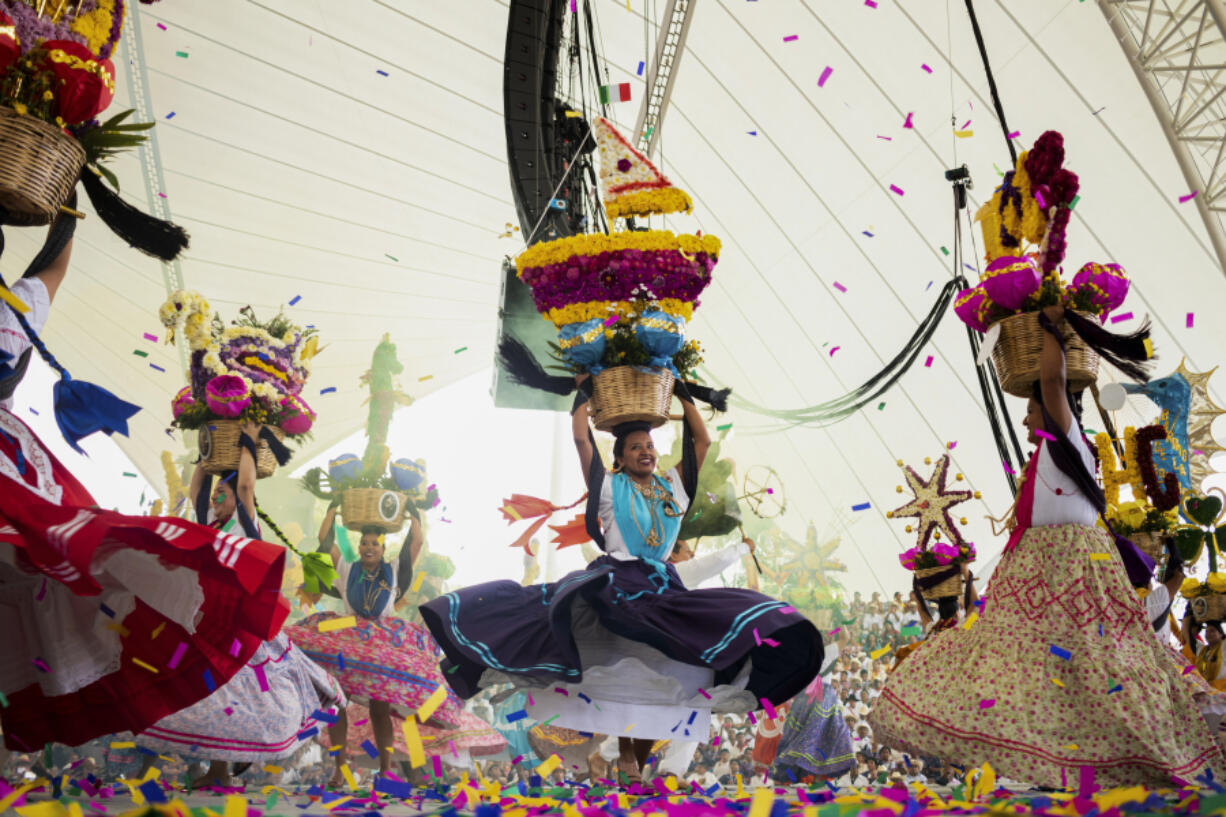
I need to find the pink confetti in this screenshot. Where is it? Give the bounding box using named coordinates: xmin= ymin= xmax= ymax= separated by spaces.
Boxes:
xmin=1110 ymin=311 xmax=1134 ymax=324
xmin=449 ymin=740 xmax=458 ymax=758
xmin=1034 ymin=188 xmax=1048 ymax=210
xmin=924 ymin=355 xmax=933 ymax=367
xmin=829 ymin=627 xmax=841 ymax=635
xmin=511 ymin=754 xmax=524 ymax=765
xmin=230 ymin=638 xmax=241 ymax=657
xmin=780 ymin=606 xmax=796 ymax=614
xmin=1003 ymin=461 xmax=1016 ymax=475
xmin=1007 ymin=130 xmax=1020 ymax=139
xmin=527 ymin=693 xmax=535 ymax=706
xmin=832 ymin=281 xmax=847 ymax=293
xmin=760 ymin=698 xmax=778 ymax=720
xmin=903 ymin=112 xmax=914 ymax=129
xmin=156 ymin=22 xmax=166 ymax=30
xmin=354 ymin=718 xmax=369 ymax=727
xmin=947 ymin=441 xmax=957 ymax=450
xmin=817 ymin=66 xmax=833 ymax=87
xmin=711 ymin=736 xmax=720 ymax=747
xmin=979 ymin=698 xmax=995 ymax=709
xmin=828 ymin=346 xmax=840 ymax=357
xmin=865 ymin=0 xmax=877 ymax=6
xmin=763 ymin=638 xmax=781 ymax=647
xmin=554 ymin=687 xmax=569 ymax=696
xmin=698 ymin=688 xmax=712 ymax=699
xmin=32 ymin=658 xmax=50 ymax=673
xmin=142 ymin=332 xmax=158 ymax=342
xmin=432 ymin=755 xmax=443 ymax=779
xmin=783 ymin=34 xmax=799 ymax=42
xmin=1187 ymin=313 xmax=1195 ymax=328
xmin=753 ymin=628 xmax=762 ymax=646
xmin=604 ymin=315 xmax=619 ymax=327
xmin=253 ymin=663 xmax=269 ymax=692
xmin=747 ymin=711 xmax=757 ymax=725
xmin=167 ymin=642 xmax=188 ymax=669
xmin=35 ymin=579 xmax=46 ymax=601
xmin=877 ymin=135 xmax=892 ymax=140
xmin=921 ymin=64 xmax=933 ymax=74
xmin=224 ymin=706 xmax=234 ymax=716
xmin=1180 ymin=190 xmax=1198 ymax=203
xmin=889 ymin=184 xmax=905 ymax=196
xmin=157 ymin=192 xmax=167 ymax=199
xmin=1035 ymin=430 xmax=1057 ymax=442
xmin=960 ymin=119 xmax=971 ymax=130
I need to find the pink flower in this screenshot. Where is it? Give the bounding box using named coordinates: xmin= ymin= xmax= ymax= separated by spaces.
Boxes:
xmin=171 ymin=385 xmax=195 ymax=420
xmin=204 ymin=375 xmax=250 ymax=418
xmin=898 ymin=546 xmax=920 ymax=570
xmin=279 ymin=394 xmax=315 ymax=435
xmin=931 ymin=542 xmax=961 ymax=565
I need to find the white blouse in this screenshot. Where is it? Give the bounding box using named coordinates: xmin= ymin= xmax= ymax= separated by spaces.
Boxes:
xmin=597 ymin=467 xmax=691 ymax=561
xmin=335 ymin=558 xmax=400 ymax=619
xmin=1030 ymin=418 xmax=1099 ymax=528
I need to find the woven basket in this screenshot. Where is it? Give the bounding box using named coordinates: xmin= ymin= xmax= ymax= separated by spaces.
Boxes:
xmin=198 ymin=421 xmax=280 ymax=479
xmin=1128 ymin=531 xmax=1169 ymax=563
xmin=341 ymin=488 xmax=407 ymax=533
xmin=589 ymin=366 xmax=675 ymax=432
xmin=1192 ymin=593 xmax=1226 ymax=624
xmin=914 ymin=565 xmax=962 ymax=601
xmin=0 ymin=106 xmax=85 ymax=226
xmin=990 ymin=311 xmax=1099 ymax=397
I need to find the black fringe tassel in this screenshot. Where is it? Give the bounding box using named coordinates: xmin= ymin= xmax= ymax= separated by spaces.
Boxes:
xmin=81 ymin=170 xmax=190 ymax=262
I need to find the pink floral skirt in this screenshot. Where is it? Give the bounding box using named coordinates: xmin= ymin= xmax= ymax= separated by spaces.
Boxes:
xmin=284 ymin=612 xmax=463 ymax=729
xmin=869 ymin=523 xmax=1226 ymax=787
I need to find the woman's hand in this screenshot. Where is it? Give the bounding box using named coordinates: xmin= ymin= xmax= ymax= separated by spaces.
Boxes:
xmin=742 ymin=536 xmax=756 ymax=554
xmin=240 ymin=420 xmax=263 ymax=440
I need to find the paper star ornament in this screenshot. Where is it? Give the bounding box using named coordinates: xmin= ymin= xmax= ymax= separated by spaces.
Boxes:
xmin=887 ymin=453 xmax=972 ymax=549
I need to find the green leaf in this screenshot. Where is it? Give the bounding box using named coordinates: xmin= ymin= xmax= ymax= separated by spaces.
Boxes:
xmin=93 ymin=164 xmax=120 ymax=192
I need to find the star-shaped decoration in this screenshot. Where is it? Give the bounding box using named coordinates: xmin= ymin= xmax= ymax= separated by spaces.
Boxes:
xmin=1178 ymin=360 xmax=1226 ymax=487
xmin=887 ymin=453 xmax=972 ymax=549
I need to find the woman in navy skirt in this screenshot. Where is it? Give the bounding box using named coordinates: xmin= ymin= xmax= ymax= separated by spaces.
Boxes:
xmin=421 ymin=378 xmax=822 ymax=782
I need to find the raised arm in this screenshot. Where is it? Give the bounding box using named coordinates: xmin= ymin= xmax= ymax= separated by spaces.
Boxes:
xmin=911 ymin=589 xmax=933 ymax=629
xmin=318 ymin=504 xmax=340 ymax=568
xmin=236 ymin=421 xmax=260 ymax=521
xmin=188 ymin=460 xmax=208 ymax=525
xmin=680 ymin=396 xmax=711 ymax=473
xmin=1038 ymin=305 xmax=1073 ymax=435
xmin=573 ymin=376 xmax=595 ymax=486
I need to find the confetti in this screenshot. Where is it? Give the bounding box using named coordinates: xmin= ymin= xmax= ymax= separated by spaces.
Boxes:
xmin=1110 ymin=311 xmax=1134 ymax=324
xmin=361 ymin=739 xmax=379 ymax=759
xmin=156 ymin=22 xmax=166 ymax=30
xmin=832 ymin=281 xmax=847 ymax=292
xmin=828 ymin=346 xmax=840 ymax=357
xmin=454 ymin=346 xmax=468 ymax=354
xmin=817 ymin=66 xmax=833 ymax=87
xmin=402 ymin=717 xmax=426 ymax=767
xmin=1089 ymin=553 xmax=1111 ymax=561
xmin=862 ymin=230 xmax=874 ymax=236
xmin=230 ymin=638 xmax=242 ymax=657
xmin=636 ymin=60 xmax=644 ymax=75
xmin=1007 ymin=130 xmax=1020 ymax=139
xmin=1187 ymin=313 xmax=1195 ymax=328
xmin=921 ymin=64 xmax=932 ymax=73
xmin=782 ymin=34 xmax=798 ymax=42
xmin=851 ymin=502 xmax=871 ymax=511
xmin=903 ymin=112 xmax=914 ymax=129
xmin=924 ymin=355 xmax=934 ymax=367
xmin=875 ymin=136 xmax=891 ymax=141
xmin=132 ymin=349 xmax=149 ymax=358
xmin=385 ymin=254 xmax=399 ymax=262
xmin=747 ymin=130 xmax=757 ymax=136
xmin=288 ymin=295 xmax=301 ymax=306
xmin=318 ymin=615 xmax=357 ymax=633
xmin=1050 ymin=644 xmax=1072 ymax=661
xmin=254 ymin=663 xmax=269 ymax=691
xmin=149 ymin=363 xmax=165 ymax=372
xmin=954 ymin=129 xmax=974 ymax=138
xmin=865 ymin=0 xmax=877 ymax=6
xmin=417 ymin=685 xmax=449 ymax=722
xmin=963 ymin=611 xmax=979 ymax=630
xmin=410 ymin=570 xmax=426 ymax=593
xmin=175 ymin=50 xmax=188 ymax=58
xmin=889 ymin=184 xmax=905 ymax=196
xmin=979 ymin=698 xmax=995 ymax=709
xmin=376 ymin=69 xmax=389 ymax=77
xmin=1034 ymin=429 xmax=1057 ymax=441
xmin=505 ymin=709 xmax=528 ymax=723
xmin=418 ymin=374 xmax=434 ymax=382
xmin=142 ymin=332 xmax=158 ymax=342
xmin=32 ymin=658 xmax=50 ymax=673
xmin=1069 ymin=194 xmax=1080 ymax=209
xmin=940 ymin=246 xmax=949 ymax=255
xmin=870 ymin=645 xmax=891 ymax=660
xmin=1179 ymin=190 xmax=1198 ymax=203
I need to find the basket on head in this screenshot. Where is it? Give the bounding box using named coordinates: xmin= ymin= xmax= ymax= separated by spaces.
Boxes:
xmin=199 ymin=420 xmax=281 ymax=479
xmin=990 ymin=311 xmax=1099 ymax=397
xmin=0 ymin=106 xmax=85 ymax=226
xmin=1191 ymin=593 xmax=1226 ymax=624
xmin=589 ymin=366 xmax=675 ymax=432
xmin=341 ymin=487 xmax=408 ymax=534
xmin=914 ymin=565 xmax=962 ymax=601
xmin=1128 ymin=531 xmax=1168 ymax=564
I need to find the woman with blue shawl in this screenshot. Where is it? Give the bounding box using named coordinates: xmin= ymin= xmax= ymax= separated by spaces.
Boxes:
xmin=421 ymin=378 xmax=822 ymax=783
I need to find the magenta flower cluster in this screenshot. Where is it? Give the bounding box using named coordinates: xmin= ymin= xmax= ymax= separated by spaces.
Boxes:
xmin=519 ymin=248 xmax=715 ymax=311
xmin=2 ymin=0 xmax=89 ymax=51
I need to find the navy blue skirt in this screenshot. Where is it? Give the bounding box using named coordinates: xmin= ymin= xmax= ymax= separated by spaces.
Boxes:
xmin=419 ymin=555 xmax=823 ymax=707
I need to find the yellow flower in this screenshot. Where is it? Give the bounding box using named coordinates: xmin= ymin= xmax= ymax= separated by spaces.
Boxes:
xmin=1116 ymin=501 xmax=1147 ymax=529
xmin=1208 ymin=573 xmax=1226 ymax=594
xmin=606 ymin=187 xmax=693 ymax=220
xmin=69 ymin=0 xmax=122 ymax=57
xmin=1182 ymin=577 xmax=1206 ymax=599
xmin=544 ymin=298 xmax=693 ymax=329
xmin=515 ymin=229 xmax=721 ymax=273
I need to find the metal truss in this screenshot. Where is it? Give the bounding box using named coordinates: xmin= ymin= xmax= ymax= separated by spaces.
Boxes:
xmin=633 ymin=0 xmax=696 ymax=158
xmin=1099 ymin=0 xmax=1226 ymax=273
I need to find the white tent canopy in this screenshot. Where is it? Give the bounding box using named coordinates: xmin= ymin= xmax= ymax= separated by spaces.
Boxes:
xmin=13 ymin=0 xmax=1226 ymax=593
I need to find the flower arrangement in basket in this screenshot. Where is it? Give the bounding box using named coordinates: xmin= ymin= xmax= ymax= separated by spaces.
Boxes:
xmin=513 ymin=117 xmax=718 ymax=430
xmin=951 ymin=131 xmax=1151 ymax=397
xmin=1175 ymin=491 xmax=1226 ymax=622
xmin=299 ymin=334 xmax=437 ymax=533
xmin=159 ymin=290 xmax=320 ymax=478
xmin=887 ymin=453 xmax=980 ymax=600
xmin=1095 ymin=424 xmax=1183 ymax=564
xmin=0 ymin=0 xmax=187 ymax=259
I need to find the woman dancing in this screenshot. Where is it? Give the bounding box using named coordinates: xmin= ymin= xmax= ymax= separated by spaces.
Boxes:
xmin=126 ymin=423 xmax=345 ymax=787
xmin=869 ymin=305 xmax=1225 ymax=786
xmin=421 ymin=379 xmax=822 ymax=782
xmin=771 ymin=644 xmax=856 ymax=784
xmin=285 ymin=504 xmax=464 ymax=786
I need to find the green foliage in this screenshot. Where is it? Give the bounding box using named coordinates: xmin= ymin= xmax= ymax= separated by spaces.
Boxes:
xmin=75 ymin=109 xmax=156 ymax=191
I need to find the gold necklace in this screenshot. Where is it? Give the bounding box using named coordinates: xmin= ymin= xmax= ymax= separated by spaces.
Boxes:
xmin=627 ymin=476 xmax=682 ymax=550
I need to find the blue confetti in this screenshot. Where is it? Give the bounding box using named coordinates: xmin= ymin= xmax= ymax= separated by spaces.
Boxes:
xmin=862 ymin=231 xmax=873 ymax=237
xmin=361 ymin=739 xmax=379 ymax=758
xmin=337 ymin=652 xmax=345 ymax=672
xmin=376 ymin=69 xmax=389 ymax=77
xmin=374 ymin=776 xmax=413 ymax=798
xmin=637 ymin=61 xmax=644 ymax=75
xmin=99 ymin=603 xmax=115 ymax=618
xmin=851 ymin=502 xmax=871 ymax=511
xmin=149 ymin=363 xmax=165 ymax=372
xmin=505 ymin=709 xmax=528 ymax=723
xmin=577 ymin=692 xmax=592 ymax=703
xmin=687 ymin=710 xmax=697 ymax=724
xmin=320 ymin=386 xmax=336 ymax=394
xmin=297 ymin=726 xmax=319 ymax=740
xmin=310 ymin=709 xmax=339 ymax=724
xmin=164 ymin=112 xmax=175 ymax=120
xmin=1049 ymin=644 xmax=1072 ymax=661
xmin=138 ymin=780 xmax=167 ymax=803
xmin=289 ymin=294 xmax=301 ymax=306
xmin=203 ymin=670 xmax=215 ymax=691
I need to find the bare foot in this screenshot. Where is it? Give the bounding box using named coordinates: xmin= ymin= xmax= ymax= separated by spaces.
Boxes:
xmin=327 ymin=768 xmax=345 ymax=788
xmin=617 ymin=757 xmax=641 ymax=785
xmin=189 ymin=767 xmax=230 ymax=789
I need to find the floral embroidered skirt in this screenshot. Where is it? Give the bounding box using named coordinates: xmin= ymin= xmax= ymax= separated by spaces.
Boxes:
xmin=772 ymin=680 xmax=855 ymax=779
xmin=125 ymin=633 xmax=345 ymax=762
xmin=868 ymin=523 xmax=1226 ymax=787
xmin=286 ymin=611 xmax=464 ymax=728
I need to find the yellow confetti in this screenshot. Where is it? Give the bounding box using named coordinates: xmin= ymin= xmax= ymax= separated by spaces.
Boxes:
xmin=107 ymin=622 xmax=131 ymax=637
xmin=0 ymin=286 xmax=30 ymax=315
xmin=803 ymin=809 xmax=818 ymax=817
xmin=1089 ymin=553 xmax=1111 ymax=561
xmin=340 ymin=764 xmax=357 ymax=792
xmin=318 ymin=615 xmax=357 ymax=633
xmin=870 ymin=645 xmax=892 ymax=660
xmin=962 ymin=612 xmax=979 ymax=630
xmin=417 ymin=374 xmax=434 ymax=382
xmin=151 ymin=622 xmax=166 ymax=639
xmin=223 ymin=796 xmax=247 ymax=817
xmin=110 ymin=741 xmax=136 ymax=748
xmin=1051 ymin=678 xmax=1064 ymax=688
xmin=410 ymin=570 xmax=426 ymax=594
xmin=329 ymin=745 xmax=343 ymax=753
xmin=402 ymin=717 xmax=426 ymax=768
xmin=747 ymin=787 xmax=774 ymax=817
xmin=132 ymin=657 xmax=158 ymax=673
xmin=564 ymin=110 xmax=582 ymax=118
xmin=536 ymin=753 xmax=561 ymax=777
xmin=16 ymin=802 xmax=67 ymax=817
xmin=624 ymin=723 xmax=635 ymax=731
xmin=735 ymin=774 xmax=745 ymax=799
xmin=417 ymin=685 xmax=448 ymax=722
xmin=954 ymin=129 xmax=974 ymax=138
xmin=1064 ymin=743 xmax=1079 ymax=750
xmin=262 ymin=765 xmax=282 ymax=775
xmin=321 ymin=797 xmax=352 ymax=811
xmin=67 ymin=801 xmax=84 ymax=817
